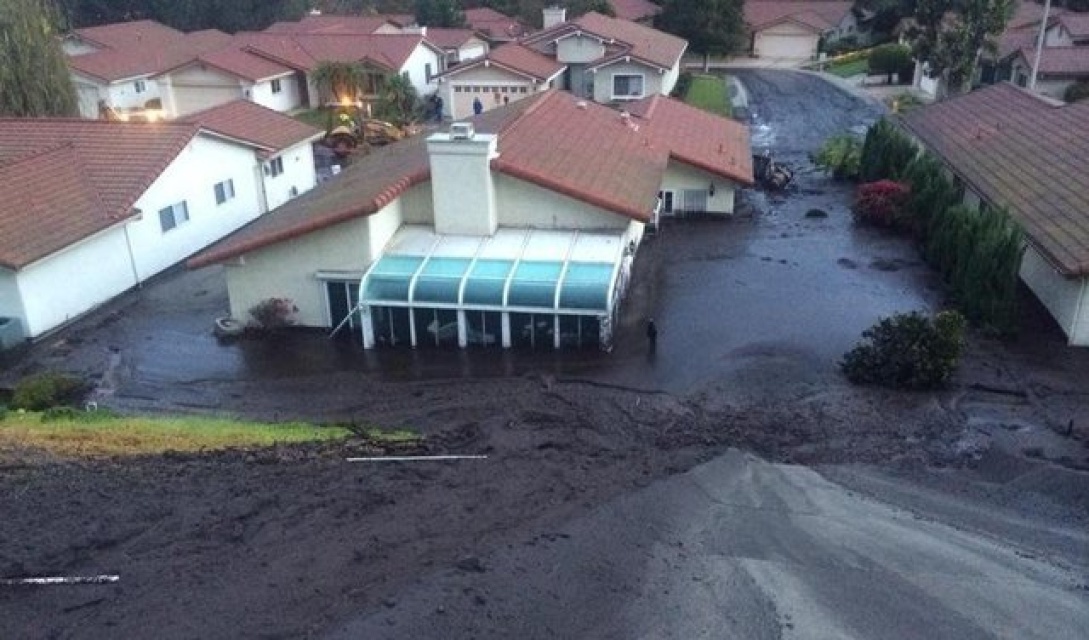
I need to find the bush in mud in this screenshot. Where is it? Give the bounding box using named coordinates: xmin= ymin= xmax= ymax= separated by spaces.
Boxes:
xmin=840 ymin=311 xmax=966 ymax=390
xmin=248 ymin=297 xmax=298 ymax=330
xmin=853 ymin=180 xmax=911 ymax=228
xmin=1064 ymin=81 xmax=1089 ymax=103
xmin=11 ymin=372 xmax=88 ymax=410
xmin=859 ymin=118 xmax=918 ymax=183
xmin=811 ymin=134 xmax=863 ymax=180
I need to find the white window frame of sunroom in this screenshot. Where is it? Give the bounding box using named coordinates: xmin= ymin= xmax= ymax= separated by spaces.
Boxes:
xmin=611 ymin=73 xmax=645 ymax=100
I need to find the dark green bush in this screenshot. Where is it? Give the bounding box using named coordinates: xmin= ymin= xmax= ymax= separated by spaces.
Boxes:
xmin=11 ymin=372 xmax=88 ymax=411
xmin=859 ymin=118 xmax=918 ymax=183
xmin=868 ymin=44 xmax=913 ymax=84
xmin=811 ymin=134 xmax=863 ymax=180
xmin=841 ymin=311 xmax=967 ymax=389
xmin=671 ymin=71 xmax=693 ymax=98
xmin=900 ymin=152 xmax=959 ymax=240
xmin=1064 ymin=81 xmax=1089 ymax=103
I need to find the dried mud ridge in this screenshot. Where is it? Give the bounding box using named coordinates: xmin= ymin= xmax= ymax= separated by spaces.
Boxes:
xmin=0 ymin=374 xmax=983 ymax=639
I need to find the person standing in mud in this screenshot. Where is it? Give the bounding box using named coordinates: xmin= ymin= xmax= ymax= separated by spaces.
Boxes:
xmin=646 ymin=318 xmax=658 ymax=349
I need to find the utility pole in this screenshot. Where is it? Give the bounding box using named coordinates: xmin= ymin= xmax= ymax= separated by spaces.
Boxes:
xmin=1029 ymin=0 xmax=1052 ymax=90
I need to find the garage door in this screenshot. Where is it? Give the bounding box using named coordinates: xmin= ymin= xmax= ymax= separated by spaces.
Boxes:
xmin=755 ymin=33 xmax=817 ymax=60
xmin=451 ymin=84 xmax=530 ymax=119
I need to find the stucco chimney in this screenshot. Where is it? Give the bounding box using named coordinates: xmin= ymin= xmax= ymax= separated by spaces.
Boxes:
xmin=427 ymin=126 xmax=499 ymax=236
xmin=542 ymin=6 xmax=567 ymax=29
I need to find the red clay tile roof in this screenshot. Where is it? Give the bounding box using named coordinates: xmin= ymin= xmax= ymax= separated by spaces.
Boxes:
xmin=67 ymin=27 xmax=234 ymax=82
xmin=1058 ymin=13 xmax=1089 ymax=39
xmin=1013 ymin=45 xmax=1089 ymax=75
xmin=1008 ymin=2 xmax=1066 ymax=30
xmin=180 ymin=100 xmax=321 ymax=157
xmin=464 ymin=7 xmax=529 ymax=41
xmin=625 ymin=95 xmax=754 ymax=186
xmin=996 ymin=25 xmax=1040 ymax=59
xmin=424 ymin=28 xmax=482 ymax=49
xmin=69 ymin=20 xmax=183 ymax=49
xmin=189 ymin=90 xmax=753 ymax=267
xmin=262 ymin=15 xmax=398 ymax=34
xmin=436 ymin=43 xmax=565 ymax=82
xmin=0 ymin=119 xmax=200 ymax=269
xmin=744 ymin=1 xmax=853 ymax=32
xmin=522 ymin=11 xmax=686 ymax=71
xmin=239 ymin=33 xmax=434 ymax=72
xmin=897 ymin=83 xmax=1089 ymax=277
xmin=610 ymin=0 xmax=661 ymax=22
xmin=178 ymin=46 xmax=295 ymax=82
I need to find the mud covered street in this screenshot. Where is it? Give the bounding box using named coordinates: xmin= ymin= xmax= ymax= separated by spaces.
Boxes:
xmin=2 ymin=71 xmax=1089 ymax=639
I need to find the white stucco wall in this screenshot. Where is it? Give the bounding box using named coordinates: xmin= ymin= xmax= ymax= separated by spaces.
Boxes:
xmin=592 ymin=60 xmax=664 ymax=103
xmin=63 ymin=39 xmax=100 ymax=56
xmin=1020 ymin=245 xmax=1089 ymax=346
xmin=400 ymin=182 xmax=436 ymax=224
xmin=14 ymin=226 xmax=136 ymax=338
xmin=1046 ymin=24 xmax=1073 ymax=47
xmin=494 ymin=174 xmax=634 ymax=230
xmin=556 ymin=34 xmax=606 ymax=64
xmin=223 ymin=204 xmax=403 ymax=327
xmin=459 ymin=39 xmax=488 ymax=61
xmin=659 ymin=161 xmax=737 ymax=216
xmin=262 ymin=141 xmax=318 ymax=212
xmin=661 ymin=61 xmax=682 ymax=96
xmin=0 ymin=268 xmax=27 ymax=341
xmin=163 ymin=65 xmax=245 ymax=117
xmin=429 ymin=134 xmax=498 ymax=235
xmin=127 ymin=134 xmax=263 ymax=280
xmin=442 ymin=64 xmax=538 ymax=118
xmin=402 ymin=44 xmax=443 ymax=97
xmin=250 ymin=73 xmax=303 ymax=112
xmin=106 ymin=74 xmax=162 ymax=111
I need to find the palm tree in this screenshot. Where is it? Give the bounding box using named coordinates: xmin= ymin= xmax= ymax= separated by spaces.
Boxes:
xmin=378 ymin=73 xmax=421 ymax=125
xmin=311 ymin=61 xmax=365 ymax=105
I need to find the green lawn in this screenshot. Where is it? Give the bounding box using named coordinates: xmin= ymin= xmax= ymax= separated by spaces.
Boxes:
xmin=0 ymin=411 xmax=353 ymax=458
xmin=293 ymin=107 xmax=332 ymax=131
xmin=682 ymin=74 xmax=732 ymax=117
xmin=825 ymin=57 xmax=870 ymax=78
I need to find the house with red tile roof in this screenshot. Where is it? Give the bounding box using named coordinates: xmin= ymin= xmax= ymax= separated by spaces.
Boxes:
xmin=744 ymin=1 xmax=856 ymax=60
xmin=431 ymin=43 xmax=566 ymax=119
xmin=464 ymin=7 xmax=531 ymax=44
xmin=519 ymin=9 xmax=687 ymax=105
xmin=988 ymin=6 xmax=1089 ymax=100
xmin=63 ymin=21 xmax=233 ymax=120
xmin=897 ymin=82 xmax=1089 ymax=346
xmin=0 ymin=109 xmax=320 ymax=341
xmin=188 ymin=90 xmax=752 ymax=350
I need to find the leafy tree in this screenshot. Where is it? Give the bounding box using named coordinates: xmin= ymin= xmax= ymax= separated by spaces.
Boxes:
xmin=1064 ymin=81 xmax=1089 ymax=103
xmin=0 ymin=0 xmax=78 ymax=117
xmin=911 ymin=0 xmax=1014 ymax=96
xmin=811 ymin=134 xmax=863 ymax=180
xmin=656 ymin=0 xmax=744 ymax=71
xmin=841 ymin=310 xmax=966 ymax=389
xmin=415 ymin=0 xmax=465 ymax=27
xmin=868 ymin=43 xmax=914 ymax=84
xmin=376 ymin=73 xmax=421 ymax=124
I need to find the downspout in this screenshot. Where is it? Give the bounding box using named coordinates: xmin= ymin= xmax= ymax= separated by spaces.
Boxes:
xmin=122 ymin=216 xmax=141 ymax=287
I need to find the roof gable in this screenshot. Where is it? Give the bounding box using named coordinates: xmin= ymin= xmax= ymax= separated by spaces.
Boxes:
xmin=66 ymin=27 xmax=234 ymax=83
xmin=180 ymin=100 xmax=322 ymax=157
xmin=522 ymin=11 xmax=686 ymax=70
xmin=744 ymin=2 xmax=853 ymax=31
xmin=189 ymin=91 xmax=753 ymax=267
xmin=437 ymin=43 xmax=565 ymax=82
xmin=0 ymin=120 xmax=200 ymax=269
xmin=898 ymin=82 xmax=1089 ymax=276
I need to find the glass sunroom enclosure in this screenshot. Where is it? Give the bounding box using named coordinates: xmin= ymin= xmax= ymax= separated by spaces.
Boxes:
xmin=359 ymin=226 xmax=635 ymax=350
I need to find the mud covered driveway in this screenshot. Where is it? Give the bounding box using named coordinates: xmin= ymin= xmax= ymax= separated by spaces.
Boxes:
xmin=2 ymin=71 xmax=1088 ymax=640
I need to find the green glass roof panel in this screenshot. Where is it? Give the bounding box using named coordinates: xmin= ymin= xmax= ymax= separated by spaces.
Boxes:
xmin=370 ymin=255 xmax=424 ymax=276
xmin=413 ymin=257 xmax=470 ymax=303
xmin=363 ymin=255 xmax=423 ymax=302
xmin=463 ymin=259 xmax=514 ymax=305
xmin=509 ymin=261 xmax=563 ymax=308
xmin=560 ymin=263 xmax=613 ymax=310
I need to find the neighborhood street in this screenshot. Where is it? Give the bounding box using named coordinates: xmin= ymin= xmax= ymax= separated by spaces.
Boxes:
xmin=2 ymin=70 xmax=1088 ymax=639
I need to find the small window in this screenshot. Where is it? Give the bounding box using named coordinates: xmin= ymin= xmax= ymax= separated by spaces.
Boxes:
xmin=270 ymin=78 xmax=282 ymax=94
xmin=134 ymin=79 xmax=147 ymax=93
xmin=519 ymin=86 xmax=528 ymax=94
xmin=425 ymin=63 xmax=432 ymax=80
xmin=289 ymin=186 xmax=299 ymax=198
xmin=657 ymin=190 xmax=674 ymax=214
xmin=214 ymin=179 xmax=235 ymax=205
xmin=268 ymin=157 xmax=284 ymax=177
xmin=158 ymin=201 xmax=189 ymax=232
xmin=612 ymin=74 xmax=644 ymax=99
xmin=402 ymin=71 xmax=410 ymax=82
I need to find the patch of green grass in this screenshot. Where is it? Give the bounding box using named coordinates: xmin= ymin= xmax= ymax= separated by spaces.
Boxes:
xmin=293 ymin=108 xmax=332 ymax=131
xmin=826 ymin=57 xmax=870 ymax=78
xmin=360 ymin=427 xmax=421 ymax=445
xmin=0 ymin=411 xmax=351 ymax=458
xmin=886 ymin=92 xmax=926 ymax=113
xmin=682 ymin=74 xmax=732 ymax=117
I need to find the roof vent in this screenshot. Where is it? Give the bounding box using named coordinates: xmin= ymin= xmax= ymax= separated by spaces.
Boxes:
xmin=449 ymin=122 xmax=475 ymax=140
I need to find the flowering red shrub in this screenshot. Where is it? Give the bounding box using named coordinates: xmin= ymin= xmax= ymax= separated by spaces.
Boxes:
xmin=853 ymin=180 xmax=911 ymax=228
